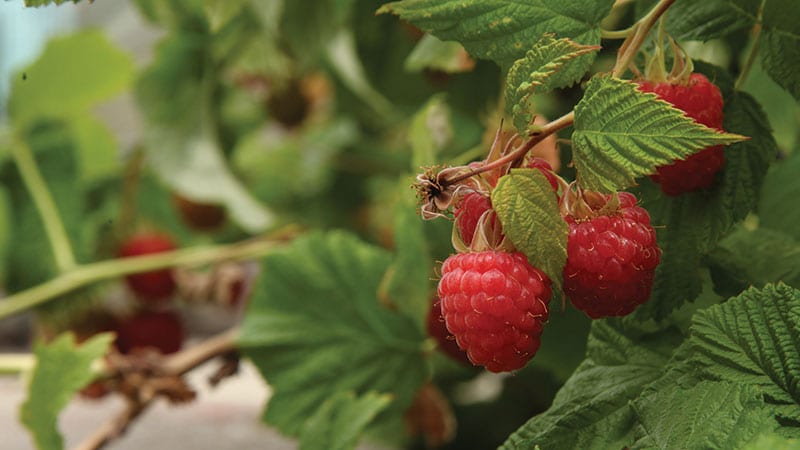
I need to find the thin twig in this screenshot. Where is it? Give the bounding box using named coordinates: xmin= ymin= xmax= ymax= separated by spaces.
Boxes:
xmin=72 ymin=328 xmax=240 ymax=450
xmin=735 ymin=0 xmax=766 ymax=90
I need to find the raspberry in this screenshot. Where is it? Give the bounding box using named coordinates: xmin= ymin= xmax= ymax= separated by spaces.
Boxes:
xmin=527 ymin=157 xmax=559 ymax=192
xmin=453 ymin=192 xmax=492 ymax=245
xmin=563 ymin=192 xmax=661 ymax=318
xmin=115 ymin=310 xmax=184 ymax=355
xmin=117 ymin=233 xmax=178 ymax=302
xmin=172 ymin=194 xmax=226 ymax=231
xmin=426 ymin=298 xmax=470 ymax=365
xmin=637 ymin=73 xmax=725 ymax=196
xmin=437 ymin=251 xmax=551 ymax=372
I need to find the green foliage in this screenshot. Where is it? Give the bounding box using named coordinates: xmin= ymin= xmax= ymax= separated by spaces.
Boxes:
xmin=24 ymin=0 xmax=86 ymax=6
xmin=631 ymin=381 xmax=776 ymax=449
xmin=760 ymin=0 xmax=800 ymax=100
xmin=744 ymin=433 xmax=800 ymax=450
xmin=500 ymin=321 xmax=683 ymax=450
xmin=492 ymin=169 xmax=568 ymax=289
xmin=665 ymin=0 xmax=759 ymax=41
xmin=408 ymin=95 xmax=453 ymax=169
xmin=404 ymin=35 xmax=471 ymax=74
xmin=377 ymin=0 xmax=615 ymax=69
xmin=505 ymin=34 xmax=599 ymax=134
xmin=9 ymin=31 xmax=134 ymax=126
xmin=706 ymin=226 xmax=800 ymax=298
xmin=299 ymin=391 xmax=392 ymax=450
xmin=238 ymin=231 xmax=428 ymax=436
xmin=760 ymin=151 xmax=800 ymax=240
xmin=20 ymin=333 xmax=113 ymax=450
xmin=572 ymin=75 xmax=747 ymax=193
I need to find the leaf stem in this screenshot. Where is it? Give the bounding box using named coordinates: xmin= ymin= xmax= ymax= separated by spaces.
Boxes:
xmin=0 ymin=229 xmax=296 ymax=320
xmin=734 ymin=0 xmax=766 ymax=90
xmin=9 ymin=137 xmax=77 ymax=272
xmin=601 ymin=26 xmax=635 ymax=40
xmin=612 ymin=0 xmax=677 ymax=77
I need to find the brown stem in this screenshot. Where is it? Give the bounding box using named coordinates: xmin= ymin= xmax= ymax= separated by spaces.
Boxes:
xmin=447 ymin=111 xmax=575 ymax=185
xmin=71 ymin=328 xmax=240 ymax=450
xmin=612 ymin=0 xmax=677 ymax=77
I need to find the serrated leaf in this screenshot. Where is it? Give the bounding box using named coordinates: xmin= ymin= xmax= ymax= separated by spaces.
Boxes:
xmin=20 ymin=333 xmax=113 ymax=450
xmin=408 ymin=95 xmax=453 ymax=170
xmin=760 ymin=151 xmax=800 ymax=240
xmin=633 ymin=87 xmax=776 ymax=321
xmin=632 ymin=381 xmax=776 ymax=449
xmin=377 ymin=0 xmax=615 ymax=69
xmin=380 ymin=180 xmax=433 ymax=330
xmin=687 ymin=283 xmax=800 ymax=431
xmin=572 ymin=75 xmax=747 ymax=193
xmin=404 ymin=34 xmax=474 ymax=74
xmin=506 ymin=35 xmax=599 ymax=133
xmin=9 ymin=30 xmax=134 ymax=125
xmin=238 ymin=231 xmax=428 ymax=437
xmin=492 ymin=169 xmax=568 ymax=289
xmin=664 ymin=0 xmax=759 ymax=41
xmin=759 ymin=0 xmax=800 ymax=101
xmin=500 ymin=320 xmax=683 ymax=450
xmin=299 ymin=391 xmax=392 ymax=450
xmin=707 ymin=226 xmax=800 ymax=298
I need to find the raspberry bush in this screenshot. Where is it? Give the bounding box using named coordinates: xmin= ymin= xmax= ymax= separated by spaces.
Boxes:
xmin=1 ymin=1 xmax=799 ymax=450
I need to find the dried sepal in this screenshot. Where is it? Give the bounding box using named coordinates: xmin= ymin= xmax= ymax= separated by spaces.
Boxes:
xmin=415 ymin=166 xmax=482 ymax=220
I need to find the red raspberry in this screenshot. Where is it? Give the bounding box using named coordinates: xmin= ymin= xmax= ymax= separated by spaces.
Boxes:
xmin=426 ymin=298 xmax=471 ymax=365
xmin=527 ymin=157 xmax=559 ymax=191
xmin=453 ymin=192 xmax=492 ymax=245
xmin=118 ymin=233 xmax=178 ymax=302
xmin=563 ymin=192 xmax=661 ymax=318
xmin=637 ymin=73 xmax=725 ymax=196
xmin=437 ymin=251 xmax=551 ymax=373
xmin=115 ymin=310 xmax=184 ymax=355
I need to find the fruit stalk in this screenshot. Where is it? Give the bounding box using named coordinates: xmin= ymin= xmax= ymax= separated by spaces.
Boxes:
xmin=612 ymin=0 xmax=677 ymax=77
xmin=0 ymin=228 xmax=297 ymax=320
xmin=9 ymin=137 xmax=77 ymax=272
xmin=735 ymin=0 xmax=767 ymax=90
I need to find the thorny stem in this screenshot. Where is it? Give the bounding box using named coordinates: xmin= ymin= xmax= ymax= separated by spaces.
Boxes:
xmin=612 ymin=0 xmax=677 ymax=77
xmin=735 ymin=0 xmax=766 ymax=90
xmin=447 ymin=112 xmax=575 ymax=185
xmin=73 ymin=328 xmax=239 ymax=450
xmin=9 ymin=137 xmax=78 ymax=272
xmin=0 ymin=228 xmax=297 ymax=320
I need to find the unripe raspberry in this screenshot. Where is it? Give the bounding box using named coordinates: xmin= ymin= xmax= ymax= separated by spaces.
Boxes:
xmin=437 ymin=251 xmax=551 ymax=372
xmin=563 ymin=192 xmax=661 ymax=318
xmin=117 ymin=233 xmax=178 ymax=302
xmin=637 ymin=73 xmax=725 ymax=195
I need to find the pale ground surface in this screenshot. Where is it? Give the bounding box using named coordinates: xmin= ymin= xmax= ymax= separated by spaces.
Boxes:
xmin=1 ymin=360 xmax=301 ymax=450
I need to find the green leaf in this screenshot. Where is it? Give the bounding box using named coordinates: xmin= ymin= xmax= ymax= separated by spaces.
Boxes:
xmin=759 ymin=0 xmax=800 ymax=101
xmin=664 ymin=0 xmax=759 ymax=41
xmin=404 ymin=34 xmax=472 ymax=74
xmin=633 ymin=89 xmax=776 ymax=320
xmin=706 ymin=226 xmax=800 ymax=298
xmin=744 ymin=433 xmax=800 ymax=450
xmin=379 ymin=179 xmax=434 ymax=330
xmin=299 ymin=391 xmax=393 ymax=450
xmin=23 ymin=0 xmax=86 ymax=7
xmin=69 ymin=116 xmax=121 ymax=183
xmin=631 ymin=381 xmax=776 ymax=449
xmin=9 ymin=30 xmax=134 ymax=125
xmin=687 ymin=283 xmax=800 ymax=431
xmin=377 ymin=0 xmax=615 ymax=69
xmin=408 ymin=95 xmax=453 ymax=170
xmin=760 ymin=151 xmax=800 ymax=240
xmin=572 ymin=75 xmax=747 ymax=193
xmin=20 ymin=333 xmax=113 ymax=450
xmin=203 ymin=0 xmax=248 ymax=32
xmin=238 ymin=231 xmax=428 ymax=436
xmin=500 ymin=320 xmax=683 ymax=450
xmin=492 ymin=169 xmax=568 ymax=289
xmin=505 ymin=34 xmax=599 ymax=133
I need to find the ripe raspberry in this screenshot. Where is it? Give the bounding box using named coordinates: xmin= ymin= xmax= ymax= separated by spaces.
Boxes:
xmin=426 ymin=298 xmax=470 ymax=366
xmin=115 ymin=310 xmax=184 ymax=355
xmin=437 ymin=251 xmax=551 ymax=372
xmin=527 ymin=157 xmax=559 ymax=191
xmin=563 ymin=192 xmax=661 ymax=318
xmin=453 ymin=192 xmax=492 ymax=245
xmin=118 ymin=233 xmax=178 ymax=302
xmin=637 ymin=73 xmax=725 ymax=196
